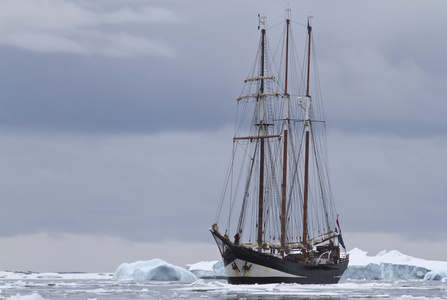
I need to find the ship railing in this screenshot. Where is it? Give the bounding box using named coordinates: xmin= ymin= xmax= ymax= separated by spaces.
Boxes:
xmin=241 ymin=241 xmax=307 ymax=252
xmin=313 ymin=251 xmax=331 ymax=265
xmin=339 ymin=253 xmax=350 ymax=263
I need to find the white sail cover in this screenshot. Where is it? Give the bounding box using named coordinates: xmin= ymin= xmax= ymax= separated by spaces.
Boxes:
xmin=308 ymin=231 xmax=339 ymax=247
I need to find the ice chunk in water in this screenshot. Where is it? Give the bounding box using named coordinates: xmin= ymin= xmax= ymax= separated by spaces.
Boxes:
xmin=113 ymin=259 xmax=197 ymax=282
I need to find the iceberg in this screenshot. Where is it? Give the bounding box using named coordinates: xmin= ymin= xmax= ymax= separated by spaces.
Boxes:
xmin=342 ymin=263 xmax=430 ymax=280
xmin=424 ymin=270 xmax=447 ymax=281
xmin=342 ymin=248 xmax=447 ymax=281
xmin=186 ymin=260 xmax=225 ymax=279
xmin=113 ymin=259 xmax=197 ymax=282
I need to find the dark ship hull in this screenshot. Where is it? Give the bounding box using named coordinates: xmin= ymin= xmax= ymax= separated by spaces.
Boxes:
xmin=211 ymin=230 xmax=349 ymax=284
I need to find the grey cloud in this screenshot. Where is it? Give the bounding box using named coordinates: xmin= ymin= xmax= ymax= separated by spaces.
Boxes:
xmin=0 ymin=0 xmax=180 ymax=56
xmin=329 ymin=132 xmax=447 ymax=240
xmin=0 ymin=130 xmax=230 ymax=242
xmin=0 ymin=48 xmax=234 ymax=134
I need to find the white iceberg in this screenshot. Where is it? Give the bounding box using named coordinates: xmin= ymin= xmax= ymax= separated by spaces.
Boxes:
xmin=6 ymin=294 xmax=46 ymax=300
xmin=424 ymin=270 xmax=447 ymax=281
xmin=343 ymin=248 xmax=447 ymax=281
xmin=347 ymin=248 xmax=446 ymax=269
xmin=186 ymin=260 xmax=225 ymax=279
xmin=113 ymin=259 xmax=197 ymax=282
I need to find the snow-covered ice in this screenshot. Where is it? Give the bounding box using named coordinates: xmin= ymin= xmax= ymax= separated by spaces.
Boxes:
xmin=0 ymin=271 xmax=112 ymax=281
xmin=6 ymin=294 xmax=45 ymax=300
xmin=344 ymin=248 xmax=447 ymax=281
xmin=113 ymin=259 xmax=197 ymax=281
xmin=348 ymin=248 xmax=447 ymax=271
xmin=424 ymin=270 xmax=447 ymax=281
xmin=186 ymin=260 xmax=225 ymax=279
xmin=177 ymin=279 xmax=447 ymax=299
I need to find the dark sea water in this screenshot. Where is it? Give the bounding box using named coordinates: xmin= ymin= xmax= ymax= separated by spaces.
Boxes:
xmin=0 ymin=274 xmax=446 ymax=299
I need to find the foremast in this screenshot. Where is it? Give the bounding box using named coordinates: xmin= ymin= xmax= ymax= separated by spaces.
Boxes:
xmin=233 ymin=14 xmax=281 ymax=247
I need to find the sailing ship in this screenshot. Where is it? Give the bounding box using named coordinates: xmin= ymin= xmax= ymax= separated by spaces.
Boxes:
xmin=210 ymin=8 xmax=349 ymax=285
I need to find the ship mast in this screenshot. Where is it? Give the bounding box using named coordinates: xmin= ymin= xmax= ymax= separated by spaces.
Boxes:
xmin=280 ymin=7 xmax=291 ymax=255
xmin=257 ymin=14 xmax=266 ymax=248
xmin=302 ymin=16 xmax=312 ymax=247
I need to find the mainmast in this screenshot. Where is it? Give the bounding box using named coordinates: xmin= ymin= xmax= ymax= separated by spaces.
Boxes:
xmin=280 ymin=7 xmax=291 ymax=254
xmin=302 ymin=16 xmax=312 ymax=247
xmin=257 ymin=14 xmax=266 ymax=248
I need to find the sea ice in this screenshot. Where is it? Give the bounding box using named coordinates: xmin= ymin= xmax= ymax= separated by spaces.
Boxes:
xmin=1 ymin=274 xmax=446 ymax=299
xmin=6 ymin=293 xmax=46 ymax=300
xmin=113 ymin=259 xmax=197 ymax=282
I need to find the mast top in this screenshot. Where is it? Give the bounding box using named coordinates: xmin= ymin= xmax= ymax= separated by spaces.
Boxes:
xmin=307 ymin=12 xmax=313 ymax=28
xmin=258 ymin=13 xmax=266 ymax=30
xmin=285 ymin=3 xmax=291 ymax=20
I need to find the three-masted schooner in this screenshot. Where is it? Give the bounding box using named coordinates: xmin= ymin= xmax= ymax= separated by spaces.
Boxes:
xmin=211 ymin=8 xmax=349 ymax=284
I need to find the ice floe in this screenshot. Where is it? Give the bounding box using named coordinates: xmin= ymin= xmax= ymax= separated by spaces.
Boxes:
xmin=186 ymin=260 xmax=225 ymax=279
xmin=113 ymin=259 xmax=197 ymax=282
xmin=6 ymin=293 xmax=46 ymax=300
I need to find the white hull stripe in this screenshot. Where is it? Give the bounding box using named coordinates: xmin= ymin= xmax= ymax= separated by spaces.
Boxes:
xmin=225 ymin=259 xmax=306 ymax=278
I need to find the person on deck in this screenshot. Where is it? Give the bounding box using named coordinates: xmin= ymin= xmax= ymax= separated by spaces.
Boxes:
xmin=234 ymin=233 xmax=240 ymax=245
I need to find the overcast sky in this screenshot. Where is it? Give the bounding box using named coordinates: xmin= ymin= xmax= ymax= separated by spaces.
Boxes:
xmin=0 ymin=0 xmax=446 ymax=272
